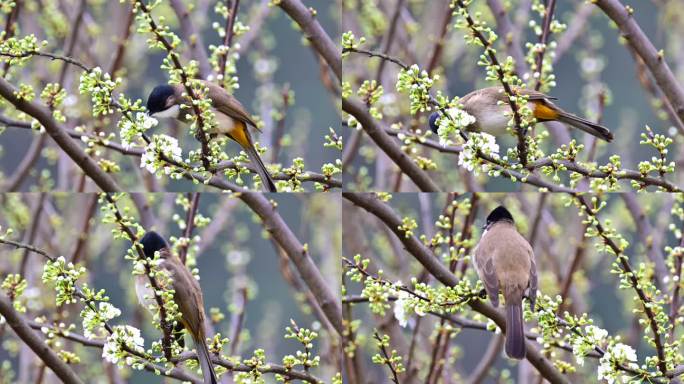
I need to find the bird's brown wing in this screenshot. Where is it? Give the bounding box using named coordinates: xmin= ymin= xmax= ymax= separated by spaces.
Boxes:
xmin=517 ymin=88 xmax=558 ymax=101
xmin=474 ymin=245 xmax=500 ymax=307
xmin=201 ymin=80 xmax=260 ymax=130
xmin=160 ymin=251 xmax=206 ymax=338
xmin=470 ymin=86 xmax=557 ymax=103
xmin=460 ymin=87 xmax=495 ymax=105
xmin=528 ymin=253 xmax=538 ymax=311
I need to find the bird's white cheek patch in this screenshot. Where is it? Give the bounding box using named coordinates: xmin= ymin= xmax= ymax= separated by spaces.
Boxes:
xmin=152 ymin=105 xmax=180 ymax=119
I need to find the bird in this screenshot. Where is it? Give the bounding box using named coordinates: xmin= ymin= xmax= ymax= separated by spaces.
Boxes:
xmin=428 ymin=86 xmax=613 ymax=142
xmin=146 ymin=81 xmax=277 ymax=192
xmin=474 ymin=206 xmax=537 ymax=359
xmin=136 ymin=231 xmax=218 ymax=384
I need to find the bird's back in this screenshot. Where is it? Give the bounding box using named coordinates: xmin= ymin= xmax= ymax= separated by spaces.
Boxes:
xmin=478 ymin=223 xmax=532 ymax=297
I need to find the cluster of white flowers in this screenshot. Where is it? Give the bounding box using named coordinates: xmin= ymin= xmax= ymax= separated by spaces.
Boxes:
xmin=119 ymin=113 xmax=157 ymax=149
xmin=82 ymin=302 xmax=121 ymax=339
xmin=573 ymin=325 xmax=608 ymax=366
xmin=140 ymin=134 xmax=183 ymax=176
xmin=597 ymin=342 xmax=638 ymax=384
xmin=435 ymin=107 xmax=476 ymax=146
xmin=458 ymin=132 xmax=500 ymax=173
xmin=102 ymin=325 xmax=145 ymax=366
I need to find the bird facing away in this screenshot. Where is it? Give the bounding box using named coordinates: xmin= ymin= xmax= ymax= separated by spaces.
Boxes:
xmin=474 ymin=206 xmax=538 ymax=359
xmin=146 ymin=81 xmax=277 ymax=192
xmin=137 ymin=231 xmax=218 ymax=384
xmin=429 ymin=86 xmax=613 ymax=142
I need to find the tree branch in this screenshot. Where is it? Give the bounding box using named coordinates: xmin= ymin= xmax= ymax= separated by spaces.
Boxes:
xmin=277 ymin=0 xmax=340 ymax=82
xmin=169 ymin=0 xmax=212 ymax=78
xmin=178 ymin=192 xmax=200 ymax=264
xmin=486 ymin=0 xmax=527 ymax=76
xmin=217 ymin=0 xmax=240 ymax=79
xmin=0 ymin=77 xmax=121 ymax=191
xmin=342 ymin=97 xmax=441 ymax=191
xmin=238 ymin=192 xmax=343 ymax=335
xmin=0 ymin=295 xmax=84 ymax=384
xmin=533 ymin=0 xmax=557 ymax=91
xmin=593 ymin=0 xmax=684 ymax=123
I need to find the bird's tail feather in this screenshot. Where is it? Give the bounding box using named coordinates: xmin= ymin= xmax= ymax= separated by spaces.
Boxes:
xmin=556 ymin=111 xmax=614 ymax=142
xmin=244 ymin=144 xmax=277 ymax=192
xmin=195 ymin=338 xmax=218 ymax=384
xmin=505 ymin=302 xmax=526 ymax=359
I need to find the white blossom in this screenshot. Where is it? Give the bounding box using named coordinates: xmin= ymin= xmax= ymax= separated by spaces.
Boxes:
xmin=585 ymin=325 xmax=608 ymax=344
xmin=597 ymin=343 xmax=638 ymax=384
xmin=140 ymin=134 xmax=183 ymax=176
xmin=102 ymin=325 xmax=145 ymax=365
xmin=436 ymin=107 xmax=477 ymax=146
xmin=573 ymin=325 xmax=608 ymax=367
xmin=82 ymin=302 xmax=121 ymax=339
xmin=393 ymin=290 xmax=410 ymax=327
xmin=458 ymin=132 xmax=499 ymax=173
xmin=120 ymin=113 xmax=157 ymax=149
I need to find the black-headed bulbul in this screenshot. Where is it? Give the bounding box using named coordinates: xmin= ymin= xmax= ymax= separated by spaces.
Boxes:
xmin=429 ymin=86 xmax=613 ymax=142
xmin=146 ymin=81 xmax=277 ymax=192
xmin=474 ymin=206 xmax=537 ymax=359
xmin=137 ymin=231 xmax=217 ymax=383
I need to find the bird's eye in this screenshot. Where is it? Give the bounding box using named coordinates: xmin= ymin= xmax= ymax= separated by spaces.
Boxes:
xmin=164 ymin=96 xmax=175 ymax=108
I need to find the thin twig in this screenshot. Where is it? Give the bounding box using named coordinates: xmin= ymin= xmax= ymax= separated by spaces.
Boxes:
xmin=218 ymin=0 xmax=240 ymax=80
xmin=533 ymin=0 xmax=557 ymax=91
xmin=178 ymin=193 xmax=200 ymax=264
xmin=374 ymin=331 xmax=401 ymax=384
xmin=575 ymin=195 xmax=668 ymax=374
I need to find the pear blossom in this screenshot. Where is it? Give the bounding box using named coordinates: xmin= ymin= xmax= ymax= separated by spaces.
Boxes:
xmin=102 ymin=325 xmax=145 ymax=365
xmin=140 ymin=134 xmax=183 ymax=176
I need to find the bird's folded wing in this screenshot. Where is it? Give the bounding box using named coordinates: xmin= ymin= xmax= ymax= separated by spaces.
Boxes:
xmin=203 ymin=80 xmax=260 ymax=131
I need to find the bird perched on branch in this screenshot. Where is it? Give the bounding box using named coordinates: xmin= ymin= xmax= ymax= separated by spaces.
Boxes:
xmin=474 ymin=206 xmax=537 ymax=359
xmin=136 ymin=231 xmax=218 ymax=383
xmin=146 ymin=81 xmax=277 ymax=192
xmin=429 ymin=86 xmax=613 ymax=142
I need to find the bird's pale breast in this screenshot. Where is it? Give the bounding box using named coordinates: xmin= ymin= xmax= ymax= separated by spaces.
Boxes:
xmin=211 ymin=108 xmax=238 ymax=135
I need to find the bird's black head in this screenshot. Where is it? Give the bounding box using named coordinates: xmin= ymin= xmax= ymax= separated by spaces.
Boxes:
xmin=485 ymin=206 xmax=514 ymax=229
xmin=146 ymin=85 xmax=176 ymax=116
xmin=428 ymin=111 xmax=440 ymax=134
xmin=140 ymin=231 xmax=168 ymax=259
